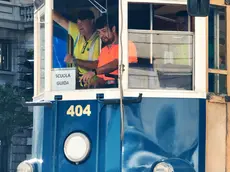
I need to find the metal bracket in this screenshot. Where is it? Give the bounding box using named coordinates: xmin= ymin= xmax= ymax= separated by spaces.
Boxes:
xmin=21 ymin=97 xmax=52 ymax=107
xmin=225 ymin=96 xmax=230 ymax=102
xmin=54 ymin=95 xmax=63 ymax=101
xmin=97 ymin=93 xmax=143 ymax=105
xmin=206 ymin=92 xmax=214 ymax=100
xmin=207 ymin=92 xmax=230 ymax=103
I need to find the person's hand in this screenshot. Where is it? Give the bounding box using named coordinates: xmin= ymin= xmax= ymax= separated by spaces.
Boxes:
xmin=80 ymin=71 xmax=95 ymax=84
xmin=87 ymin=76 xmax=98 ymax=88
xmin=86 ymin=76 xmax=105 ymax=88
xmin=64 ymin=54 xmax=73 ymax=63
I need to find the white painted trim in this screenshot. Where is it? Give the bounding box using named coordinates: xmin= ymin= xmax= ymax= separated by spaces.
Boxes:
xmin=45 ymin=0 xmax=52 ymax=92
xmin=120 ymin=0 xmax=129 ymax=90
xmin=33 ymin=88 xmax=206 ymax=101
xmin=194 ymin=17 xmax=206 ymax=93
xmin=33 ymin=92 xmax=45 ymax=102
xmin=34 ymin=12 xmax=38 ymax=96
xmin=38 ymin=89 xmax=121 ymax=101
xmin=127 ymin=0 xmax=186 ymax=5
xmin=39 ymin=7 xmax=45 ymax=94
xmin=124 ymin=89 xmax=206 ymax=98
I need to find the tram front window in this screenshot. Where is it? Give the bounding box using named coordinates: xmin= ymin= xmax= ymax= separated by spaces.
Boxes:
xmin=128 ymin=3 xmax=195 ymax=90
xmin=52 ymin=0 xmax=119 ymax=91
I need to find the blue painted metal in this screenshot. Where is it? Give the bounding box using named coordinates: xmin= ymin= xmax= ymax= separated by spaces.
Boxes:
xmin=53 ymin=23 xmax=68 ymax=68
xmin=31 ymin=97 xmax=205 ymax=172
xmin=122 ymin=98 xmax=205 ymax=172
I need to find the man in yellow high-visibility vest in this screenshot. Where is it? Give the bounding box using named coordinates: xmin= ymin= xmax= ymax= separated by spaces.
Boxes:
xmin=52 ymin=10 xmax=100 ymax=87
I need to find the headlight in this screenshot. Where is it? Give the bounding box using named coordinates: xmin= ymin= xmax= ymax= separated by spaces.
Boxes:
xmin=17 ymin=161 xmax=33 ymax=172
xmin=64 ymin=132 xmax=91 ymax=163
xmin=153 ymin=162 xmax=174 ymax=172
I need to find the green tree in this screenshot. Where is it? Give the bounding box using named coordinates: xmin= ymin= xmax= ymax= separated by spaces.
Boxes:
xmin=0 ymin=83 xmax=33 ymax=140
xmin=0 ymin=83 xmax=33 ymax=171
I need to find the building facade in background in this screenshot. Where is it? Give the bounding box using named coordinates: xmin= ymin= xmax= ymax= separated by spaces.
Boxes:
xmin=0 ymin=0 xmax=33 ymax=172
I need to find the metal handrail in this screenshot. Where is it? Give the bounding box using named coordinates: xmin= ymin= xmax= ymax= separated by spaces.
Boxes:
xmin=88 ymin=0 xmax=107 ymax=13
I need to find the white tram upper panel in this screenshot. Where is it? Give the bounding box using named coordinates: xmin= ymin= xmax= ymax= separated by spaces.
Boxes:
xmin=33 ymin=0 xmax=206 ymax=101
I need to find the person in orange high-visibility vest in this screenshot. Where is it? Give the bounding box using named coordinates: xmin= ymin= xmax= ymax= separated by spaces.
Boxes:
xmin=80 ymin=14 xmax=137 ymax=88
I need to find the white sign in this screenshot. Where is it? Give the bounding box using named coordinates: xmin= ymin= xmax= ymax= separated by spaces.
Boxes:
xmin=52 ymin=68 xmax=76 ymax=91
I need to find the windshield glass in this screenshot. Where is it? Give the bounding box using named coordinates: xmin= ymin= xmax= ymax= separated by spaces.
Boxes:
xmin=52 ymin=0 xmax=120 ymax=91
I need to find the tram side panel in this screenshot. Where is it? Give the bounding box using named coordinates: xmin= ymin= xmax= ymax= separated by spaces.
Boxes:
xmin=123 ymin=97 xmax=206 ymax=172
xmin=32 ymin=106 xmax=54 ymax=171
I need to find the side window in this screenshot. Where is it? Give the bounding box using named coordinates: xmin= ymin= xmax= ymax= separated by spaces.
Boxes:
xmin=208 ymin=6 xmax=227 ymax=95
xmin=0 ymin=41 xmax=11 ymax=71
xmin=128 ymin=3 xmax=195 ymax=90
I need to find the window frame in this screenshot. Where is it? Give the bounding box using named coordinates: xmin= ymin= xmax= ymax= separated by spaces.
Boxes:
xmin=208 ymin=5 xmax=227 ymax=95
xmin=0 ymin=40 xmax=12 ymax=71
xmin=121 ymin=0 xmax=206 ymax=98
xmin=34 ymin=6 xmax=45 ymax=97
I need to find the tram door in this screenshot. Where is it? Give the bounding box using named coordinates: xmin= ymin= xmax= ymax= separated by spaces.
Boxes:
xmin=206 ymin=3 xmax=230 ymax=172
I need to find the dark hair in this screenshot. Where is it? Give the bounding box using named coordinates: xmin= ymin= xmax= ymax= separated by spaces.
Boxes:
xmin=96 ymin=14 xmax=118 ymax=33
xmin=77 ymin=10 xmax=95 ymax=20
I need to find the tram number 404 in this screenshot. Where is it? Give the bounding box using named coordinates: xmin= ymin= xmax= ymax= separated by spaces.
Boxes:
xmin=66 ymin=105 xmax=91 ymax=117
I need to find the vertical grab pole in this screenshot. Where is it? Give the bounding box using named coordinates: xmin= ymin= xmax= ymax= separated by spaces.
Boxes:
xmin=150 ymin=4 xmax=153 ymax=65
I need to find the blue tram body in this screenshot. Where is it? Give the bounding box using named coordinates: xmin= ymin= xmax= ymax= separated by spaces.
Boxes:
xmin=31 ymin=96 xmax=205 ymax=172
xmin=19 ymin=0 xmax=208 ymax=171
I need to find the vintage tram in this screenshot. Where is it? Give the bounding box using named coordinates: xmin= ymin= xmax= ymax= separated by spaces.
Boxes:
xmin=17 ymin=0 xmax=209 ymax=171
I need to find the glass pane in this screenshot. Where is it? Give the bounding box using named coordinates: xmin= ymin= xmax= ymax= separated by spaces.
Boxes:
xmin=7 ymin=44 xmax=11 ymax=71
xmin=0 ymin=45 xmax=1 ymax=70
xmin=128 ymin=31 xmax=193 ymax=90
xmin=219 ymin=9 xmax=226 ymax=69
xmin=2 ymin=44 xmax=8 ymax=71
xmin=52 ymin=1 xmax=119 ymax=90
xmin=0 ymin=43 xmax=10 ymax=71
xmin=128 ymin=3 xmax=194 ymax=90
xmin=128 ymin=3 xmax=150 ymax=30
xmin=40 ymin=15 xmax=45 ymax=93
xmin=208 ymin=6 xmax=226 ymax=70
xmin=209 ymin=73 xmax=227 ymax=94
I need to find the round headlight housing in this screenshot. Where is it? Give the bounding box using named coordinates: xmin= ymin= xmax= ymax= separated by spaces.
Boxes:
xmin=153 ymin=162 xmax=174 ymax=172
xmin=64 ymin=132 xmax=91 ymax=163
xmin=17 ymin=161 xmax=33 ymax=172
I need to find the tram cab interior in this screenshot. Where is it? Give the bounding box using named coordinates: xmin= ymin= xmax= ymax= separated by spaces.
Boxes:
xmin=34 ymin=0 xmax=206 ymax=100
